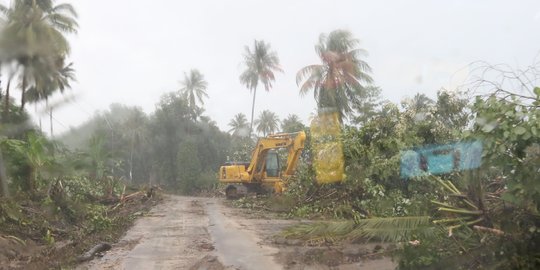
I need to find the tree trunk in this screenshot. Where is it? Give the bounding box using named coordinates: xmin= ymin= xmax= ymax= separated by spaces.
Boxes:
xmin=20 ymin=72 xmax=26 ymax=111
xmin=0 ymin=151 xmax=10 ymax=198
xmin=36 ymin=104 xmax=42 ymax=132
xmin=249 ymin=86 xmax=257 ymax=138
xmin=48 ymin=99 xmax=53 ymax=137
xmin=50 ymin=109 xmax=53 ymax=137
xmin=3 ymin=78 xmax=11 ymax=122
xmin=129 ymin=139 xmax=134 ymax=183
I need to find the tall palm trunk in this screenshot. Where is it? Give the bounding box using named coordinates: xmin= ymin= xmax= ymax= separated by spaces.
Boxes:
xmin=49 ymin=109 xmax=53 ymax=137
xmin=20 ymin=72 xmax=26 ymax=111
xmin=47 ymin=99 xmax=53 ymax=137
xmin=35 ymin=104 xmax=42 ymax=132
xmin=129 ymin=138 xmax=134 ymax=183
xmin=3 ymin=78 xmax=11 ymax=122
xmin=249 ymin=86 xmax=257 ymax=137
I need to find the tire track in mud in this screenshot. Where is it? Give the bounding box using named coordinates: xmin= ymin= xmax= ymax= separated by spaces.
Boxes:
xmin=77 ymin=196 xmax=215 ymax=270
xmin=205 ymin=199 xmax=282 ymax=270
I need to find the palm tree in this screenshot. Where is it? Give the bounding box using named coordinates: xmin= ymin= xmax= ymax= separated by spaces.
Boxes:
xmin=26 ymin=57 xmax=75 ymax=136
xmin=228 ymin=113 xmax=249 ymax=137
xmin=179 ymin=69 xmax=208 ymax=114
xmin=281 ymin=114 xmax=305 ymax=133
xmin=255 ymin=110 xmax=280 ymax=136
xmin=239 ymin=40 xmax=282 ymax=136
xmin=0 ymin=0 xmax=77 ymax=111
xmin=409 ymin=93 xmax=434 ymax=112
xmin=296 ymin=29 xmax=373 ymax=121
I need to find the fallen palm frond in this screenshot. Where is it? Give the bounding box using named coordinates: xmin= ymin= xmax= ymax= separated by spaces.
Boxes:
xmin=282 ymin=215 xmax=432 ymax=243
xmin=473 ymin=225 xmax=504 ymax=236
xmin=4 ymin=235 xmax=26 ymax=246
xmin=431 ymin=176 xmax=486 ymax=234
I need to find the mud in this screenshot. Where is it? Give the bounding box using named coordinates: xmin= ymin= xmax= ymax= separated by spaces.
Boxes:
xmin=77 ymin=195 xmax=397 ymax=270
xmin=78 ymin=196 xmax=212 ymax=269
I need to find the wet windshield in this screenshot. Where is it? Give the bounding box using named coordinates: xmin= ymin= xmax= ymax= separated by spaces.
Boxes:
xmin=0 ymin=0 xmax=538 ymax=269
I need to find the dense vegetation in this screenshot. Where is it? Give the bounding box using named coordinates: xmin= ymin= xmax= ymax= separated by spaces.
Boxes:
xmin=0 ymin=1 xmax=538 ymax=269
xmin=279 ymin=33 xmax=540 ymax=269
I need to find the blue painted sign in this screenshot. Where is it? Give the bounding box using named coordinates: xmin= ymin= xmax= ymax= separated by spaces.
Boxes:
xmin=400 ymin=140 xmax=483 ymax=178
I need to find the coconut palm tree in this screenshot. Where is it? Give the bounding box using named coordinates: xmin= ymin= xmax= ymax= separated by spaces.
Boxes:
xmin=296 ymin=29 xmax=373 ymax=121
xmin=239 ymin=40 xmax=282 ymax=136
xmin=409 ymin=93 xmax=434 ymax=112
xmin=26 ymin=57 xmax=75 ymax=136
xmin=255 ymin=110 xmax=280 ymax=136
xmin=281 ymin=114 xmax=305 ymax=133
xmin=228 ymin=113 xmax=249 ymax=137
xmin=0 ymin=0 xmax=77 ymax=111
xmin=179 ymin=69 xmax=208 ymax=114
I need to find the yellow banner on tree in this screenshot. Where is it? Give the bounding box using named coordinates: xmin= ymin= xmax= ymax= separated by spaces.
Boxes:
xmin=310 ymin=112 xmax=345 ymax=184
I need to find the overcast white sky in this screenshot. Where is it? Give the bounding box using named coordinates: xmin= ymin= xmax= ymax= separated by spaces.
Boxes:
xmin=25 ymin=0 xmax=540 ymax=135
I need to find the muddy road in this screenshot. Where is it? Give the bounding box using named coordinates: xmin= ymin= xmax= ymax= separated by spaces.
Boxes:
xmin=78 ymin=195 xmax=396 ymax=270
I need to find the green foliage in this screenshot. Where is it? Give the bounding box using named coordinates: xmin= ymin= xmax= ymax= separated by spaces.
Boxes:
xmin=59 ymin=95 xmax=229 ymax=193
xmin=351 ymin=86 xmax=383 ymax=126
xmin=283 ymin=90 xmax=468 ymax=221
xmin=471 ymin=95 xmax=540 ymax=211
xmin=195 ymin=170 xmax=219 ymax=191
xmin=229 ymin=136 xmax=255 ymax=162
xmin=85 ymin=204 xmax=111 ymax=232
xmin=62 ymin=176 xmax=105 ymax=201
xmin=86 ymin=134 xmax=109 ymax=180
xmin=0 ymin=132 xmax=56 ymax=193
xmin=394 ymin=229 xmax=449 ymax=270
xmin=419 ymin=90 xmax=540 ymax=269
xmin=176 ymin=140 xmax=201 ymax=194
xmin=284 ymin=81 xmax=538 ymax=268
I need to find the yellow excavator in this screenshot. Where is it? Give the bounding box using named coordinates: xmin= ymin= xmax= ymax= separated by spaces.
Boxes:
xmin=219 ymin=131 xmax=306 ymax=199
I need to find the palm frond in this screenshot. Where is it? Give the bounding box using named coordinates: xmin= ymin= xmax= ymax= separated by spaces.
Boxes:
xmin=52 ymin=3 xmax=78 ymax=18
xmin=296 ymin=64 xmax=322 ymax=85
xmin=47 ymin=13 xmax=78 ymax=33
xmin=282 ymin=216 xmax=432 ymax=243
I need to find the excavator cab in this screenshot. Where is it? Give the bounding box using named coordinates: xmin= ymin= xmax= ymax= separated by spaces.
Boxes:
xmin=264 ymin=150 xmax=280 ymax=178
xmin=254 ymin=150 xmax=280 ymax=179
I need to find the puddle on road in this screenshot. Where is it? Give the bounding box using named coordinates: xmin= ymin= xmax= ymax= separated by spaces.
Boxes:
xmin=206 ymin=200 xmax=282 ymax=270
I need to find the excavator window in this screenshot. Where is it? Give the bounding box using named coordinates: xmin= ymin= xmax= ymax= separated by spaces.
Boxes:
xmin=265 ymin=150 xmax=280 ymax=177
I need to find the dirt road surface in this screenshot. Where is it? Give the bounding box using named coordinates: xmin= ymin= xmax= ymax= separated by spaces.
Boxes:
xmin=78 ymin=195 xmax=396 ymax=270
